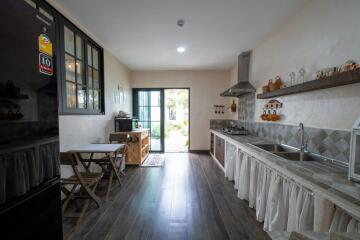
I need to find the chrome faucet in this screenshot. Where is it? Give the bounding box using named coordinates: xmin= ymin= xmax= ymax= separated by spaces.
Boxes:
xmin=298 ymin=122 xmax=307 ymax=153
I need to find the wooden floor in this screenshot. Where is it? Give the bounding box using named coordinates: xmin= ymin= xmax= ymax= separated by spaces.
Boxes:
xmin=64 ymin=153 xmax=270 ymax=240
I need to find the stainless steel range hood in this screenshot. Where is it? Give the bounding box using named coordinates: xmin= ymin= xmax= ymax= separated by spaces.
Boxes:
xmin=220 ymin=51 xmax=256 ymax=97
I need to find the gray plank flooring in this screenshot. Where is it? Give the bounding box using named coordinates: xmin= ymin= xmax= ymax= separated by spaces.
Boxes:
xmin=64 ymin=153 xmax=270 ymax=240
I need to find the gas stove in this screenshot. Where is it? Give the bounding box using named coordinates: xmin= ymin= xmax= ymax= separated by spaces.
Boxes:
xmin=223 ymin=127 xmax=249 ymax=135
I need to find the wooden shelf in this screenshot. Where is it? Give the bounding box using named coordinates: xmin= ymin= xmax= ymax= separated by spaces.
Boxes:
xmin=257 ymin=68 xmax=360 ymax=99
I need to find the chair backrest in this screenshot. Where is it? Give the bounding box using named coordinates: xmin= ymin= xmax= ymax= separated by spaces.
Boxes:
xmin=60 ymin=152 xmax=79 ymax=166
xmin=60 ymin=152 xmax=84 ymax=184
xmin=109 ymin=133 xmax=129 ymax=144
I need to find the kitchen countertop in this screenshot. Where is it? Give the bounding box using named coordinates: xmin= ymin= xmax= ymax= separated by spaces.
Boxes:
xmin=210 ymin=128 xmax=360 ymax=219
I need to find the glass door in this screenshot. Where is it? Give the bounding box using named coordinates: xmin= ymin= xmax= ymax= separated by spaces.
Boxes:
xmin=133 ymin=89 xmax=164 ymax=152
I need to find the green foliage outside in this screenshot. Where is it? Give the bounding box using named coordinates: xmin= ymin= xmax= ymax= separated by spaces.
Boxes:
xmin=164 ymin=89 xmax=189 ymax=150
xmin=151 ymin=124 xmax=161 ymax=138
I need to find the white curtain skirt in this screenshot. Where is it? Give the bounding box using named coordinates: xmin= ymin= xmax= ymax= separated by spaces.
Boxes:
xmin=237 ymin=152 xmax=250 ymax=200
xmin=229 ymin=152 xmax=316 ymax=232
xmin=224 ymin=149 xmax=360 ymax=233
xmin=224 ymin=145 xmax=236 ymax=181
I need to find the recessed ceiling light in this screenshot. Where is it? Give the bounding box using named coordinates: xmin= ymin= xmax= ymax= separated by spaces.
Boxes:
xmin=177 ymin=46 xmax=186 ymax=53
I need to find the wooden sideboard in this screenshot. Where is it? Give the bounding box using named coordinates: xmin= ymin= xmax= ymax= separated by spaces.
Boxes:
xmin=111 ymin=129 xmax=150 ymax=165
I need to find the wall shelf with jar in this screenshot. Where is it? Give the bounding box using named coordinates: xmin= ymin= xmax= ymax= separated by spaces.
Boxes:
xmin=257 ymin=61 xmax=360 ymax=99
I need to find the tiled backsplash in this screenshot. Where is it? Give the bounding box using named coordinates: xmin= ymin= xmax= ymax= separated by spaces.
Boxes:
xmin=238 ymin=93 xmax=255 ymax=122
xmin=210 ymin=119 xmax=351 ymax=163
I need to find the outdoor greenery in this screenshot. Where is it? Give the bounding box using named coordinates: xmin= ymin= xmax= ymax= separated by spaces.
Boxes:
xmin=164 ymin=89 xmax=189 ymax=151
xmin=151 ymin=124 xmax=161 ymax=138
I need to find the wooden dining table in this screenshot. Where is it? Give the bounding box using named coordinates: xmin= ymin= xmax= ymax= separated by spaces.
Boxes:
xmin=68 ymin=143 xmax=125 ymax=201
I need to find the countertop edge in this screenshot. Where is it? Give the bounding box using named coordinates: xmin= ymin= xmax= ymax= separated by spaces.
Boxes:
xmin=210 ymin=129 xmax=360 ymax=220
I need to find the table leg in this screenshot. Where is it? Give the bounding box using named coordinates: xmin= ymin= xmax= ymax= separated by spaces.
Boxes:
xmin=105 ymin=170 xmax=113 ymax=202
xmin=78 ymin=152 xmax=94 ymax=172
xmin=108 ymin=153 xmax=122 ymax=185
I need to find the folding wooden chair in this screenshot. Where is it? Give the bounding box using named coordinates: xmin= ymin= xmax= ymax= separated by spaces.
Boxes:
xmin=60 ymin=152 xmax=103 ymax=226
xmin=109 ymin=133 xmax=129 ymax=175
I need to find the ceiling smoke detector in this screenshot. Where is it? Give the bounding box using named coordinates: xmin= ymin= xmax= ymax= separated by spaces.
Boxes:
xmin=177 ymin=19 xmax=185 ymax=28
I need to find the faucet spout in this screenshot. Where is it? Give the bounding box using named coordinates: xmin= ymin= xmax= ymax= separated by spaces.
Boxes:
xmin=299 ymin=122 xmax=306 ymax=153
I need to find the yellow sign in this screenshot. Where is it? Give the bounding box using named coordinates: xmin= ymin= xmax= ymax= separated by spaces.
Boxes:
xmin=38 ymin=33 xmax=53 ymax=56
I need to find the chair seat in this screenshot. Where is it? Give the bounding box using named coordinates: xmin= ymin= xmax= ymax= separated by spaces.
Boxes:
xmin=81 ymin=154 xmax=124 ymax=162
xmin=61 ymin=172 xmax=104 ymax=185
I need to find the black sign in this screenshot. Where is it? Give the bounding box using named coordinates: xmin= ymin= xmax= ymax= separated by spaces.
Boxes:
xmin=38 ymin=52 xmax=53 ymax=76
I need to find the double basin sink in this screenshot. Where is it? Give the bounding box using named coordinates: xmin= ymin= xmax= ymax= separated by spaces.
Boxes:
xmin=251 ymin=143 xmax=322 ymax=161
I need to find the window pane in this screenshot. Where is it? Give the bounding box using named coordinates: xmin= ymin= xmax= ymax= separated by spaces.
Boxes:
xmin=65 ymin=54 xmax=75 ymax=82
xmin=93 ymin=49 xmax=98 ymax=69
xmin=87 ymin=66 xmax=93 ymax=88
xmin=66 ymin=82 xmax=76 ymax=108
xmin=93 ymin=69 xmax=99 ymax=88
xmin=87 ymin=45 xmax=92 ymax=66
xmin=76 ymin=60 xmax=84 ymax=85
xmin=150 ymin=137 xmax=161 ymax=151
xmin=64 ymin=26 xmax=75 ymax=55
xmin=151 ymin=91 xmax=160 ymax=106
xmin=355 ymin=135 xmax=360 ymax=174
xmin=75 ymin=35 xmax=83 ymax=59
xmin=77 ymin=86 xmax=86 ymax=109
xmin=139 ymin=121 xmax=149 ymax=129
xmin=88 ymin=89 xmax=94 ymax=109
xmin=150 ymin=122 xmax=161 ymax=151
xmin=139 ymin=106 xmax=149 ymax=121
xmin=94 ymin=89 xmax=99 ymax=110
xmin=151 ymin=107 xmax=161 ymax=121
xmin=151 ymin=122 xmax=161 ymax=138
xmin=139 ymin=91 xmax=149 ymax=106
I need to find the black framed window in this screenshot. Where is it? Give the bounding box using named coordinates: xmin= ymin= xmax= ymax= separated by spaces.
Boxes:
xmin=60 ymin=22 xmax=104 ymax=114
xmin=25 ymin=0 xmax=105 ymax=115
xmin=133 ymin=89 xmax=165 ymax=152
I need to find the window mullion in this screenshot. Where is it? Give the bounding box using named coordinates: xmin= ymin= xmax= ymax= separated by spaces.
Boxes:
xmin=73 ymin=32 xmax=79 ymax=108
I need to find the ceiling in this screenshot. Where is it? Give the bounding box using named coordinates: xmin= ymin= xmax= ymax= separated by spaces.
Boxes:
xmin=54 ymin=0 xmax=308 ymax=70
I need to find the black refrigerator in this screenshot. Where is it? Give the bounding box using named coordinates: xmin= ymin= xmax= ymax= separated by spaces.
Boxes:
xmin=0 ymin=0 xmax=63 ymax=239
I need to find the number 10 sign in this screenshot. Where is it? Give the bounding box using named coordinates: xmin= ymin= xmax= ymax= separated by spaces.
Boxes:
xmin=39 ymin=52 xmax=53 ymax=76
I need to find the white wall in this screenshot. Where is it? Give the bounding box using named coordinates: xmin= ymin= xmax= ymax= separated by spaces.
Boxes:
xmin=130 ymin=70 xmax=230 ymax=150
xmin=47 ymin=1 xmax=132 ymax=151
xmin=248 ymin=0 xmax=360 ymax=130
xmin=59 ymin=51 xmax=132 ymax=151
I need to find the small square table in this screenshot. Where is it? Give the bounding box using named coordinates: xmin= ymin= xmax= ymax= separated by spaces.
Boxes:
xmin=68 ymin=143 xmax=125 ymax=201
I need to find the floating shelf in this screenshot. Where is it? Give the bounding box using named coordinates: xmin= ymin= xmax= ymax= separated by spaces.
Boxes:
xmin=257 ymin=68 xmax=360 ymax=99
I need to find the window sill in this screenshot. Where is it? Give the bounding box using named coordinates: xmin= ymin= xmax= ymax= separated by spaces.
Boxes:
xmin=59 ymin=109 xmax=105 ymax=115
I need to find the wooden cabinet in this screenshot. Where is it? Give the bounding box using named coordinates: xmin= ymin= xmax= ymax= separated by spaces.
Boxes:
xmin=128 ymin=129 xmax=149 ymax=165
xmin=116 ymin=129 xmax=149 ymax=165
xmin=215 ymin=136 xmax=225 ymax=167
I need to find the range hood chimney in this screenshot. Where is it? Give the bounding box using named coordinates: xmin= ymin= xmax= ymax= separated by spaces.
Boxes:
xmin=220 ymin=51 xmax=256 ymax=97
